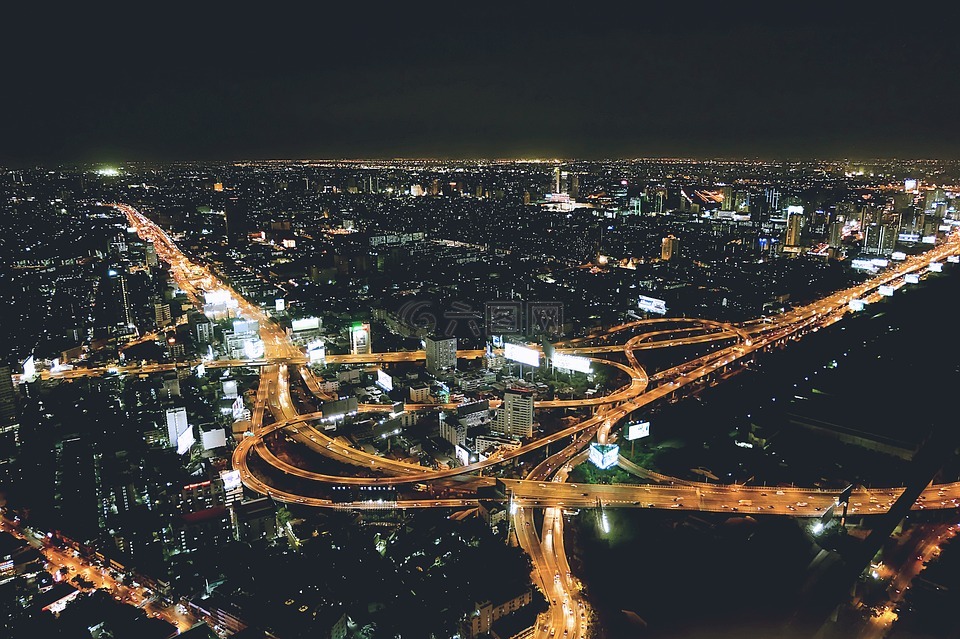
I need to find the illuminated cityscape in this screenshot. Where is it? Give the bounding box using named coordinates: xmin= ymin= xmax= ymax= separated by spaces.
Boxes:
xmin=1 ymin=6 xmax=959 ymax=639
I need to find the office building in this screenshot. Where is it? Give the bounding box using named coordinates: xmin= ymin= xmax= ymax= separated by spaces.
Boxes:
xmin=494 ymin=388 xmax=534 ymax=439
xmin=661 ymin=236 xmax=680 ymax=261
xmin=224 ymin=197 xmax=248 ymax=245
xmin=425 ymin=336 xmax=457 ymax=374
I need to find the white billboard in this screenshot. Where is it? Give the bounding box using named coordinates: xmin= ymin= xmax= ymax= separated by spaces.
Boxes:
xmin=638 ymin=295 xmax=668 ymax=315
xmin=891 ymin=251 xmax=907 ymax=261
xmin=904 ymin=179 xmax=918 ymax=192
xmin=786 ymin=205 xmax=804 ymax=216
xmin=626 ymin=421 xmax=651 ymax=440
xmin=504 ymin=342 xmax=539 ymax=367
xmin=22 ymin=356 xmax=36 ymax=381
xmin=275 ymin=298 xmax=285 ymax=312
xmin=929 ymin=262 xmax=943 ymax=272
xmin=205 ymin=290 xmax=233 ymax=305
xmin=898 ymin=233 xmax=921 ymax=243
xmin=177 ymin=428 xmax=195 ymax=455
xmin=878 ymin=285 xmax=895 ymax=297
xmin=948 ymin=255 xmax=960 ymax=263
xmin=292 ymin=317 xmax=320 ymax=332
xmin=905 ymin=273 xmax=920 ymax=284
xmin=243 ymin=338 xmax=265 ymax=359
xmin=922 ymin=235 xmax=937 ymax=245
xmin=377 ymin=368 xmax=393 ymax=392
xmin=201 ymin=429 xmax=227 ymax=450
xmin=589 ymin=443 xmax=619 ymax=470
xmin=222 ymin=379 xmax=238 ymax=398
xmin=551 ymin=352 xmax=592 ymax=374
xmin=220 ymin=469 xmax=242 ymax=491
xmin=307 ymin=340 xmax=326 ymax=364
xmin=850 ymin=259 xmax=877 ymax=272
xmin=870 ymin=258 xmax=888 ymax=267
xmin=848 ymin=299 xmax=866 ymax=311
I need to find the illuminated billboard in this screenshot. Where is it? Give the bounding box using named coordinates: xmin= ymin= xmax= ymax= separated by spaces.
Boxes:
xmin=948 ymin=255 xmax=960 ymax=263
xmin=292 ymin=317 xmax=320 ymax=332
xmin=878 ymin=285 xmax=895 ymax=297
xmin=638 ymin=295 xmax=668 ymax=315
xmin=904 ymin=178 xmax=918 ymax=192
xmin=848 ymin=299 xmax=866 ymax=312
xmin=786 ymin=205 xmax=804 ymax=216
xmin=551 ymin=352 xmax=592 ymax=374
xmin=905 ymin=273 xmax=920 ymax=284
xmin=589 ymin=443 xmax=619 ymax=470
xmin=850 ymin=259 xmax=877 ymax=272
xmin=898 ymin=233 xmax=921 ymax=243
xmin=376 ymin=368 xmax=393 ymax=392
xmin=504 ymin=342 xmax=539 ymax=367
xmin=922 ymin=235 xmax=937 ymax=245
xmin=220 ymin=469 xmax=241 ymax=491
xmin=891 ymin=251 xmax=907 ymax=261
xmin=870 ymin=258 xmax=888 ymax=267
xmin=243 ymin=338 xmax=265 ymax=359
xmin=307 ymin=340 xmax=326 ymax=364
xmin=626 ymin=421 xmax=650 ymax=440
xmin=275 ymin=298 xmax=285 ymax=312
xmin=21 ymin=355 xmax=36 ymax=381
xmin=929 ymin=262 xmax=943 ymax=272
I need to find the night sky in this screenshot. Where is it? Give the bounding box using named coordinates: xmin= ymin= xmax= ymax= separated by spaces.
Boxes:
xmin=3 ymin=4 xmax=958 ymax=164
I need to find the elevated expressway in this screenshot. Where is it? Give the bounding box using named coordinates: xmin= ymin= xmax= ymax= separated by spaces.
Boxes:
xmin=109 ymin=203 xmax=960 ymax=638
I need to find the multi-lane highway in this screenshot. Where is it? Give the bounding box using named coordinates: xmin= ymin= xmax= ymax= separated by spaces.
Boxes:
xmin=89 ymin=205 xmax=960 ymax=639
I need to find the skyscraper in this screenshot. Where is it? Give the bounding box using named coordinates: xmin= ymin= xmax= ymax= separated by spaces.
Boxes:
xmin=494 ymin=388 xmax=533 ymax=439
xmin=661 ymin=236 xmax=680 ymax=261
xmin=0 ymin=366 xmax=19 ymax=482
xmin=785 ymin=212 xmax=804 ymax=247
xmin=224 ymin=197 xmax=248 ymax=245
xmin=425 ymin=336 xmax=457 ymax=374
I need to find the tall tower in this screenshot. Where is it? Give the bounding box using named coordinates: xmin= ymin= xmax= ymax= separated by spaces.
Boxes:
xmin=495 ymin=388 xmax=534 ymax=439
xmin=0 ymin=366 xmax=20 ymax=484
xmin=224 ymin=197 xmax=248 ymax=245
xmin=661 ymin=236 xmax=680 ymax=261
xmin=553 ymin=166 xmax=561 ymax=194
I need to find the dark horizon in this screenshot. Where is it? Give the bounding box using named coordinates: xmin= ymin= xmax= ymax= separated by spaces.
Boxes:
xmin=3 ymin=3 xmax=959 ymax=165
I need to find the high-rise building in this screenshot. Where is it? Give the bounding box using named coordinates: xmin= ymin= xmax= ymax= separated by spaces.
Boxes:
xmin=145 ymin=241 xmax=158 ymax=268
xmin=661 ymin=236 xmax=680 ymax=261
xmin=0 ymin=367 xmax=19 ymax=483
xmin=224 ymin=197 xmax=248 ymax=245
xmin=569 ymin=173 xmax=579 ymax=198
xmin=494 ymin=388 xmax=533 ymax=439
xmin=720 ymin=186 xmax=733 ymax=210
xmin=425 ymin=336 xmax=457 ymax=374
xmin=350 ymin=322 xmax=371 ymax=355
xmin=553 ymin=166 xmax=561 ymax=194
xmin=828 ymin=221 xmax=844 ymax=249
xmin=785 ymin=212 xmax=804 ymax=247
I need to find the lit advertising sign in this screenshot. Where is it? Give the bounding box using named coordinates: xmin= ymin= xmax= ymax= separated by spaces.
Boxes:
xmin=929 ymin=262 xmax=943 ymax=272
xmin=848 ymin=299 xmax=866 ymax=311
xmin=205 ymin=290 xmax=233 ymax=305
xmin=376 ymin=368 xmax=393 ymax=392
xmin=22 ymin=355 xmax=36 ymax=381
xmin=904 ymin=179 xmax=918 ymax=192
xmin=292 ymin=317 xmax=320 ymax=332
xmin=940 ymin=225 xmax=952 ymax=232
xmin=922 ymin=235 xmax=937 ymax=244
xmin=275 ymin=298 xmax=285 ymax=312
xmin=626 ymin=421 xmax=651 ymax=440
xmin=589 ymin=443 xmax=619 ymax=470
xmin=850 ymin=259 xmax=877 ymax=272
xmin=504 ymin=342 xmax=540 ymax=367
xmin=177 ymin=428 xmax=195 ymax=456
xmin=638 ymin=295 xmax=668 ymax=315
xmin=551 ymin=353 xmax=592 ymax=374
xmin=786 ymin=205 xmax=804 ymax=216
xmin=948 ymin=255 xmax=960 ymax=263
xmin=891 ymin=251 xmax=907 ymax=261
xmin=905 ymin=273 xmax=920 ymax=284
xmin=898 ymin=233 xmax=920 ymax=243
xmin=220 ymin=469 xmax=241 ymax=491
xmin=878 ymin=285 xmax=895 ymax=297
xmin=870 ymin=258 xmax=888 ymax=267
xmin=243 ymin=338 xmax=265 ymax=359
xmin=307 ymin=340 xmax=326 ymax=364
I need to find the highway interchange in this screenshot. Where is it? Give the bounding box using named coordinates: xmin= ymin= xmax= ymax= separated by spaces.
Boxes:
xmin=58 ymin=204 xmax=960 ymax=638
